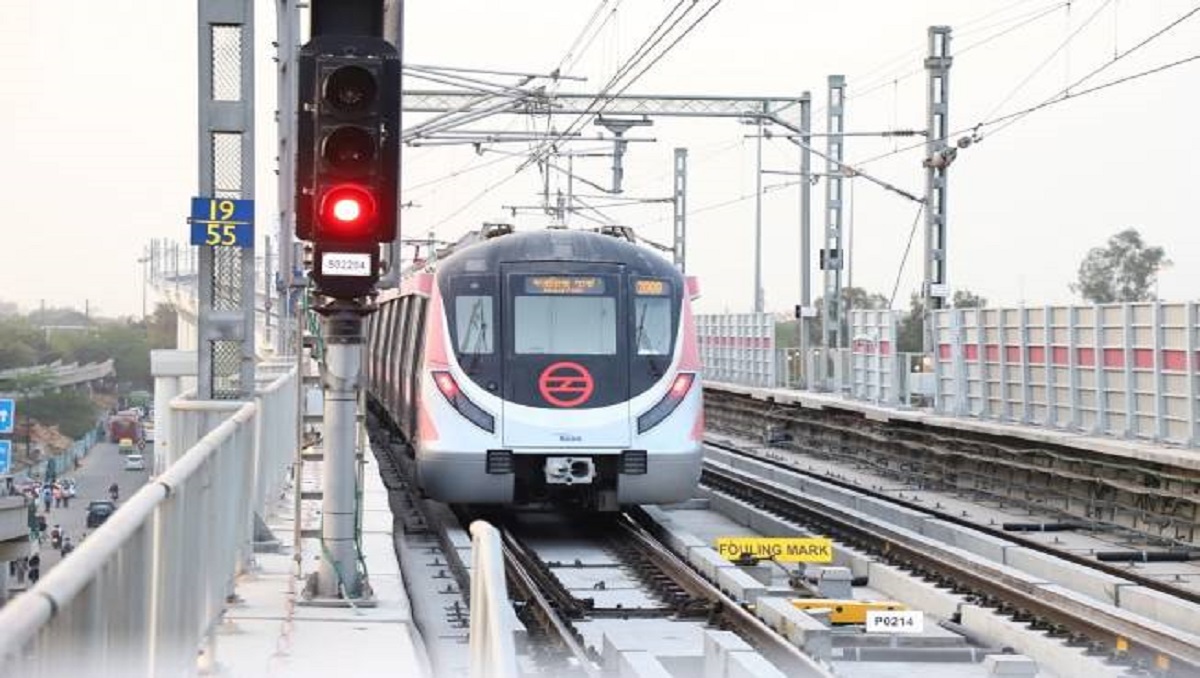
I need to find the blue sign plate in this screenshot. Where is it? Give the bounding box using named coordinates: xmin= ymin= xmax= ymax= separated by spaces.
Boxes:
xmin=189 ymin=197 xmax=254 ymax=248
xmin=0 ymin=440 xmax=10 ymax=476
xmin=0 ymin=398 xmax=13 ymax=435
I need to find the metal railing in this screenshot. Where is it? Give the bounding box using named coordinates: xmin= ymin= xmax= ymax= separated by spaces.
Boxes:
xmin=0 ymin=366 xmax=297 ymax=677
xmin=468 ymin=520 xmax=518 ymax=678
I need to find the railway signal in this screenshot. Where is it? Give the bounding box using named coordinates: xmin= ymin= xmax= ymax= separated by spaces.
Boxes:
xmin=296 ymin=35 xmax=400 ymax=299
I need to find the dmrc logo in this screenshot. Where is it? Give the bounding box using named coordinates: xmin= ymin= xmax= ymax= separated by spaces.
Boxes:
xmin=537 ymin=362 xmax=595 ymax=408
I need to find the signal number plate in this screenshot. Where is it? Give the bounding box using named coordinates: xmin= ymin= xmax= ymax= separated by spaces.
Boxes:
xmin=865 ymin=610 xmax=923 ymax=634
xmin=321 ymin=252 xmax=372 ymax=277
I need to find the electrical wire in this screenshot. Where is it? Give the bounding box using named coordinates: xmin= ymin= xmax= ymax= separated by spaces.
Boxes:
xmin=980 ymin=0 xmax=1113 ymax=123
xmin=836 ymin=0 xmax=1070 ymax=117
xmin=562 ymin=0 xmax=627 ymax=76
xmin=982 ymin=52 xmax=1200 ymax=137
xmin=888 ymin=204 xmax=926 ymax=309
xmin=402 ymin=152 xmax=516 ymax=194
xmin=553 ymin=1 xmax=612 ymax=75
xmin=425 ymin=162 xmax=529 ymax=233
xmin=850 ymin=4 xmax=1200 ymax=171
xmin=522 ymin=0 xmax=722 ymax=170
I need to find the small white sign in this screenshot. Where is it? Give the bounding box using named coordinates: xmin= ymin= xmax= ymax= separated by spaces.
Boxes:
xmin=321 ymin=252 xmax=372 ymax=277
xmin=929 ymin=283 xmax=950 ymax=298
xmin=800 ymin=306 xmax=819 ymax=318
xmin=865 ymin=610 xmax=924 ymax=634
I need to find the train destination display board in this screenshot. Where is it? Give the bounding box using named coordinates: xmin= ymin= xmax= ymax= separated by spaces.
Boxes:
xmin=715 ymin=537 xmax=834 ymax=563
xmin=635 ymin=279 xmax=670 ymax=296
xmin=525 ymin=276 xmax=605 ymax=295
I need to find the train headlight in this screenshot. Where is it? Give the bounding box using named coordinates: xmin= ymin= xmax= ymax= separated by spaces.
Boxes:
xmin=637 ymin=373 xmax=695 ymax=434
xmin=431 ymin=370 xmax=495 ymax=432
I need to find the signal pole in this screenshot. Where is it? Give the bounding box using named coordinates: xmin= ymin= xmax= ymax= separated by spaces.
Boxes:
xmin=298 ymin=2 xmax=400 ymax=602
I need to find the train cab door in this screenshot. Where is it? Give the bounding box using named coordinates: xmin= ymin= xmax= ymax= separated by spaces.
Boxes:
xmin=500 ymin=264 xmax=631 ymax=448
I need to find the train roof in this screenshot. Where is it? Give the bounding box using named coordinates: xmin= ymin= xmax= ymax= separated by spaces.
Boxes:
xmin=436 ymin=228 xmax=682 ymax=281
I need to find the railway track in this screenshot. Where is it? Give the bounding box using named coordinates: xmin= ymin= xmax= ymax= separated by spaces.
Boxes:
xmin=705 ymin=435 xmax=1200 ymax=607
xmin=701 ymin=438 xmax=1200 ymax=677
xmin=471 ymin=510 xmax=832 ymax=678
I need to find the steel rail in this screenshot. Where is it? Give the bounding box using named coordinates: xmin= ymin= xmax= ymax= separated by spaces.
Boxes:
xmin=498 ymin=527 xmax=601 ymax=678
xmin=705 ymin=436 xmax=1200 ymax=607
xmin=618 ymin=513 xmax=835 ymax=678
xmin=701 ymin=458 xmax=1200 ymax=674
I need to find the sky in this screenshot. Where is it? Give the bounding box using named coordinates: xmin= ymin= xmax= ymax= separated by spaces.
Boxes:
xmin=0 ymin=0 xmax=1197 ymax=318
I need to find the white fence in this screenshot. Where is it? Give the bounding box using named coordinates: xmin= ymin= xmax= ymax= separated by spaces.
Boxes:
xmin=696 ymin=313 xmax=776 ymax=387
xmin=0 ymin=365 xmax=297 ymax=676
xmin=849 ymin=310 xmax=902 ymax=404
xmin=932 ymin=303 xmax=1200 ymax=446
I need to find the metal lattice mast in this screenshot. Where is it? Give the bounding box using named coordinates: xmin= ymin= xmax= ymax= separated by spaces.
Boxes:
xmin=275 ymin=0 xmax=301 ymax=355
xmin=923 ymin=26 xmax=952 ymax=353
xmin=798 ymin=92 xmax=812 ymax=384
xmin=197 ymin=0 xmax=255 ymax=399
xmin=753 ymin=101 xmax=767 ymax=313
xmin=672 ymin=148 xmax=688 ymax=272
xmin=821 ymin=75 xmax=846 ymax=350
xmin=381 ymin=0 xmax=406 ymax=287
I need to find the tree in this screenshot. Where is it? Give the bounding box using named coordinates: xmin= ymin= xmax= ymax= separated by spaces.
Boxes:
xmin=897 ymin=294 xmax=924 ymax=353
xmin=146 ymin=303 xmax=178 ymax=350
xmin=1071 ymin=228 xmax=1169 ymax=303
xmin=804 ymin=287 xmax=890 ymax=345
xmin=952 ymin=289 xmax=987 ymax=309
xmin=0 ymin=368 xmax=55 ymax=460
xmin=897 ymin=289 xmax=988 ymax=353
xmin=23 ymin=391 xmax=99 ymax=439
xmin=0 ymin=317 xmax=50 ymax=370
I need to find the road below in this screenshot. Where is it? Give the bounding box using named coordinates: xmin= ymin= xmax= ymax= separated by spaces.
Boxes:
xmin=35 ymin=441 xmax=150 ymax=572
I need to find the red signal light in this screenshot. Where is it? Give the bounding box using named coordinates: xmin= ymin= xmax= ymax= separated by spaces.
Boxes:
xmin=318 ymin=184 xmax=376 ymax=237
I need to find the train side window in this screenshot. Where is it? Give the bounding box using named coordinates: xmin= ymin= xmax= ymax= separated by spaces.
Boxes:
xmin=387 ymin=303 xmax=401 ymax=389
xmin=395 ymin=296 xmax=412 ymax=414
xmin=455 ymin=296 xmax=493 ymax=354
xmin=407 ymin=297 xmax=428 ymax=434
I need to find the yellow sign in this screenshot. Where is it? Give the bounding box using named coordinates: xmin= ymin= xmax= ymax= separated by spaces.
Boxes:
xmin=715 ymin=537 xmax=834 ymax=563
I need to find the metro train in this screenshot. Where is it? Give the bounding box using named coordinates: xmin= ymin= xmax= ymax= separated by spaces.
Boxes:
xmin=365 ymin=225 xmax=704 ymax=511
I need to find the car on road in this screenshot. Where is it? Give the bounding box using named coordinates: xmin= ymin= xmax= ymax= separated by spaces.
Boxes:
xmin=124 ymin=454 xmax=146 ymax=471
xmin=86 ymin=500 xmax=116 ymax=528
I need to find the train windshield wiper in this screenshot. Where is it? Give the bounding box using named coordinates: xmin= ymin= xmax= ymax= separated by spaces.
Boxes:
xmin=635 ymin=301 xmax=664 ymax=378
xmin=463 ymin=299 xmax=488 ymax=374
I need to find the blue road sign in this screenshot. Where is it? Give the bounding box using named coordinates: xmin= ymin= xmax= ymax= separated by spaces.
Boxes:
xmin=0 ymin=440 xmax=10 ymax=475
xmin=189 ymin=197 xmax=254 ymax=248
xmin=0 ymin=398 xmax=13 ymax=435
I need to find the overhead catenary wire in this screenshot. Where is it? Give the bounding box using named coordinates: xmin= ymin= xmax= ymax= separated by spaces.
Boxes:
xmin=980 ymin=0 xmax=1114 ymax=124
xmin=850 ymin=4 xmax=1200 ymax=170
xmin=822 ymin=0 xmax=1071 ymax=121
xmin=520 ymin=0 xmax=723 ymax=171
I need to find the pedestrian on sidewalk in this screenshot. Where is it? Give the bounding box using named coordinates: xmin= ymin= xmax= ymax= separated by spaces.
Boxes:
xmin=40 ymin=486 xmax=52 ymax=513
xmin=53 ymin=484 xmax=63 ymax=508
xmin=50 ymin=524 xmax=61 ymax=550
